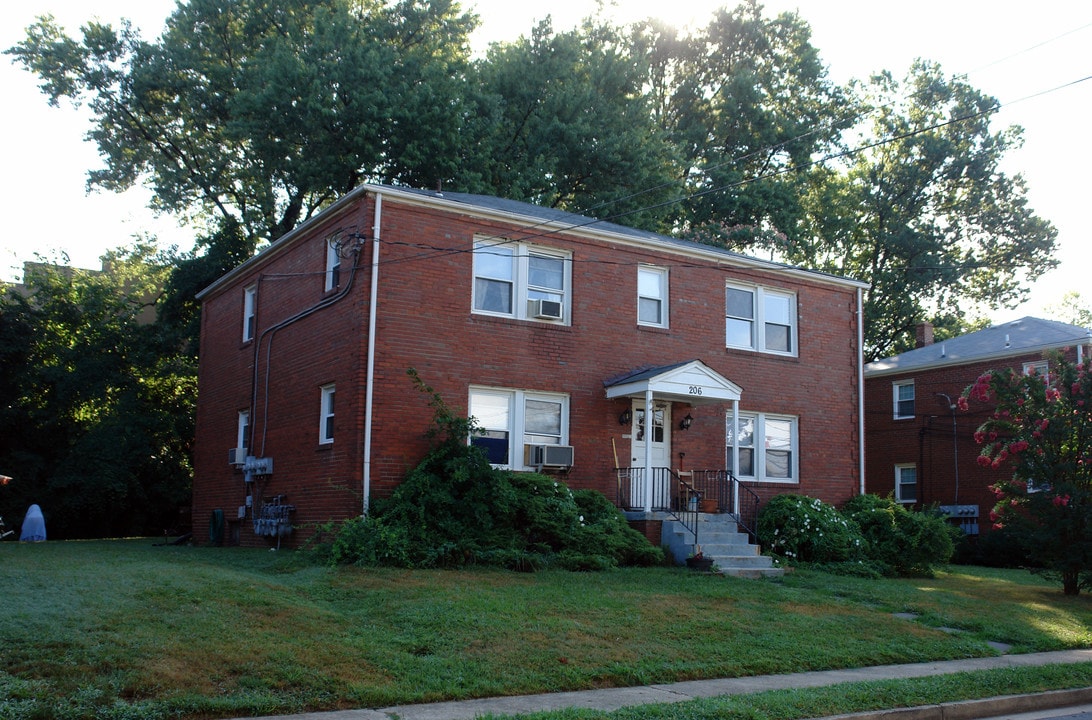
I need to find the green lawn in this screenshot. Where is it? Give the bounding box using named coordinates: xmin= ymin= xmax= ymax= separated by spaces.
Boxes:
xmin=0 ymin=540 xmax=1089 ymax=720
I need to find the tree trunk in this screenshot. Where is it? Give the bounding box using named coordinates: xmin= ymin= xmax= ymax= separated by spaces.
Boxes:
xmin=1062 ymin=570 xmax=1080 ymax=596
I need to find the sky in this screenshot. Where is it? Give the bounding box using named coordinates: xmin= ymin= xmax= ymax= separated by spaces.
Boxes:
xmin=1 ymin=0 xmax=1089 ymax=325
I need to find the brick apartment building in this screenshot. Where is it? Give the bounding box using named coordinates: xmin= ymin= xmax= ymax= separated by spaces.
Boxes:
xmin=193 ymin=185 xmax=869 ymax=549
xmin=864 ymin=317 xmax=1092 ymax=535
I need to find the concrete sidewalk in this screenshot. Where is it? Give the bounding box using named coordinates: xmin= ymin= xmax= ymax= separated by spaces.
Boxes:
xmin=240 ymin=649 xmax=1092 ymax=720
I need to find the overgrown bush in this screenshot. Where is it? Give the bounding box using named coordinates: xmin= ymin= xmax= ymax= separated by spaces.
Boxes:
xmin=758 ymin=493 xmax=956 ymax=577
xmin=316 ymin=370 xmax=662 ymax=570
xmin=757 ymin=494 xmax=863 ymax=564
xmin=842 ymin=494 xmax=956 ymax=577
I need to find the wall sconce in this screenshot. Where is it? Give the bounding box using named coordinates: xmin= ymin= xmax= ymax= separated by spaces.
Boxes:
xmin=679 ymin=414 xmax=693 ymax=430
xmin=618 ymin=409 xmax=632 ymax=426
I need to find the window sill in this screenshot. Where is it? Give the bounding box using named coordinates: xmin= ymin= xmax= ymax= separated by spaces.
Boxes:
xmin=470 ymin=314 xmax=572 ymax=331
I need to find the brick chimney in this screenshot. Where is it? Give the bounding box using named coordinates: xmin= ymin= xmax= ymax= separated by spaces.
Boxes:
xmin=915 ymin=321 xmax=934 ymax=348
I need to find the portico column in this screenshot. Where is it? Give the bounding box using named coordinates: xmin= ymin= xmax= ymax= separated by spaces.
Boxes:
xmin=731 ymin=399 xmax=740 ymax=514
xmin=643 ymin=388 xmax=654 ymax=512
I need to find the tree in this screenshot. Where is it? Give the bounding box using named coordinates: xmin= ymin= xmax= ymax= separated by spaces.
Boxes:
xmin=633 ymin=1 xmax=853 ymax=243
xmin=796 ymin=62 xmax=1057 ymax=360
xmin=961 ymin=354 xmax=1092 ymax=595
xmin=457 ymin=17 xmax=680 ymax=231
xmin=0 ymin=248 xmax=194 ymax=538
xmin=7 ymin=0 xmax=476 ymax=247
xmin=1045 ymin=291 xmax=1092 ymax=329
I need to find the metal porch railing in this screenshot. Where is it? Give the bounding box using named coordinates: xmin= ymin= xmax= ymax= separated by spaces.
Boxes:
xmin=616 ymin=467 xmax=762 ymax=545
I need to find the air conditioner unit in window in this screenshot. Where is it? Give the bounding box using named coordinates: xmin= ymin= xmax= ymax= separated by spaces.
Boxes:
xmin=228 ymin=447 xmax=247 ymax=466
xmin=531 ymin=444 xmax=574 ymax=467
xmin=528 ymin=298 xmax=563 ymax=320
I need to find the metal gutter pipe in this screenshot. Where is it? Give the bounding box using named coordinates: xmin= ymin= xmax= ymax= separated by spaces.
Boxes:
xmin=362 ymin=192 xmax=383 ymax=515
xmin=858 ymin=287 xmax=866 ymax=495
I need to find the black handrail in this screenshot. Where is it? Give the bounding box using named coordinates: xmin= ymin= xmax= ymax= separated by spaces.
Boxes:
xmin=616 ymin=466 xmax=763 ymax=545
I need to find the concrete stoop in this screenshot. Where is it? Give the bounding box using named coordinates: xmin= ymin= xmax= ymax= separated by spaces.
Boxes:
xmin=662 ymin=513 xmax=783 ymax=578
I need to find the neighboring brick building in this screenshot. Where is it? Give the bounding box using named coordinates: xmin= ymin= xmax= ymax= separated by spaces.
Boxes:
xmin=193 ymin=185 xmax=868 ymax=548
xmin=864 ymin=317 xmax=1092 ymax=535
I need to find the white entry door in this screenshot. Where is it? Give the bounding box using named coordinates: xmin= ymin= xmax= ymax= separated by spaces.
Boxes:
xmin=630 ymin=400 xmax=671 ymax=509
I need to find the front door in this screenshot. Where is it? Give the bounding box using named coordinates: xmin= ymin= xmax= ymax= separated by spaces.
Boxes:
xmin=630 ymin=400 xmax=671 ymax=509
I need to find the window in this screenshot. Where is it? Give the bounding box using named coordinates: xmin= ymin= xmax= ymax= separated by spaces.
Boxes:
xmin=469 ymin=387 xmax=568 ymax=468
xmin=1023 ymin=360 xmax=1049 ymax=377
xmin=895 ymin=464 xmax=917 ymax=503
xmin=637 ymin=266 xmax=668 ymax=327
xmin=726 ymin=412 xmax=798 ymax=482
xmin=242 ymin=285 xmax=257 ymax=342
xmin=237 ymin=410 xmax=250 ymax=453
xmin=472 ymin=239 xmax=571 ymax=322
xmin=325 ymin=238 xmax=341 ymax=291
xmin=725 ymin=284 xmax=796 ymax=354
xmin=319 ymin=384 xmax=335 ymax=444
xmin=893 ymin=380 xmax=915 ymax=420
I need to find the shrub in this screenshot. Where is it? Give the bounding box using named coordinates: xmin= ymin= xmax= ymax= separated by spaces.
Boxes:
xmin=757 ymin=494 xmax=863 ymax=563
xmin=842 ymin=494 xmax=956 ymax=577
xmin=312 ymin=370 xmax=663 ymax=570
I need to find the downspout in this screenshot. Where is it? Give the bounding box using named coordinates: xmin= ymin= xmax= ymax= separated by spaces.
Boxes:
xmin=857 ymin=287 xmax=866 ymax=496
xmin=362 ymin=192 xmax=383 ymax=515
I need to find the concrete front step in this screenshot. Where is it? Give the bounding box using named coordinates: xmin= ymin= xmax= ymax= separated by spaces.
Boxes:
xmin=663 ymin=513 xmax=784 ymax=579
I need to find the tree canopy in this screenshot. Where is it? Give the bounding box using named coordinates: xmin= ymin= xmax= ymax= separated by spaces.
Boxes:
xmin=0 ymin=248 xmax=194 ymax=538
xmin=8 ymin=0 xmax=476 ymax=245
xmin=7 ymin=1 xmax=1057 ymax=357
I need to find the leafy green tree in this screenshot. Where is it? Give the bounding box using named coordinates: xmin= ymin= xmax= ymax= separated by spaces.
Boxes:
xmin=961 ymin=354 xmax=1092 ymax=595
xmin=633 ymin=1 xmax=853 ymax=242
xmin=458 ymin=17 xmax=680 ymax=231
xmin=1045 ymin=291 xmax=1092 ymax=329
xmin=7 ymin=0 xmax=476 ymax=246
xmin=0 ymin=248 xmax=194 ymax=538
xmin=796 ymin=62 xmax=1057 ymax=360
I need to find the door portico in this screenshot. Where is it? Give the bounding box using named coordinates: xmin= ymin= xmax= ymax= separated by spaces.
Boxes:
xmin=605 ymin=360 xmax=743 ymax=512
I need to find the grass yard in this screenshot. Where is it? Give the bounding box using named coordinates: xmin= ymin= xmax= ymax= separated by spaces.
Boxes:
xmin=0 ymin=540 xmax=1089 ymax=720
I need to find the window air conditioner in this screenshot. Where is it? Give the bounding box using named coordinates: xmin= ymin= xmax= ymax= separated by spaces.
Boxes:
xmin=531 ymin=444 xmax=574 ymax=467
xmin=528 ymin=298 xmax=563 ymax=320
xmin=228 ymin=447 xmax=247 ymax=466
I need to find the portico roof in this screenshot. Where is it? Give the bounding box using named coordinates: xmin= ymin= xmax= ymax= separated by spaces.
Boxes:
xmin=604 ymin=360 xmax=742 ymax=404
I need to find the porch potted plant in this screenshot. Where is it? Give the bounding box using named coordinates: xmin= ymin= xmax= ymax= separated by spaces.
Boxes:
xmin=685 ymin=546 xmax=714 ymax=571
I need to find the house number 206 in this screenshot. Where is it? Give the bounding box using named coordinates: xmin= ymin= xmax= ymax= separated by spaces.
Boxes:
xmin=688 ymin=386 xmax=703 ymax=395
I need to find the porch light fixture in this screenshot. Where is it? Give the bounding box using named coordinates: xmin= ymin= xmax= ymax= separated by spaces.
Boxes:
xmin=618 ymin=409 xmax=632 ymax=426
xmin=679 ymin=414 xmax=693 ymax=430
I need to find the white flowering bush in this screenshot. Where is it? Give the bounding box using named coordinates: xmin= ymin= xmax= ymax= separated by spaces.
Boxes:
xmin=757 ymin=494 xmax=863 ymax=564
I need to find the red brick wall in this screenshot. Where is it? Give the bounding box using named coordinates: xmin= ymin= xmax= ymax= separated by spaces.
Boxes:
xmin=195 ymin=190 xmax=863 ymax=547
xmin=864 ymin=347 xmax=1086 ymax=533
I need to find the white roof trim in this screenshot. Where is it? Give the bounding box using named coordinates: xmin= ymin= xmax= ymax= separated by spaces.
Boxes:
xmin=605 ymin=360 xmax=742 ymax=404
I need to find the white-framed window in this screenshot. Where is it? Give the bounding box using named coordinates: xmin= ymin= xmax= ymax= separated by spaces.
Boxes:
xmin=325 ymin=237 xmax=342 ymax=291
xmin=893 ymin=380 xmax=915 ymax=420
xmin=242 ymin=285 xmax=257 ymax=342
xmin=319 ymin=384 xmax=335 ymax=444
xmin=472 ymin=239 xmax=571 ymax=323
xmin=726 ymin=412 xmax=798 ymax=483
xmin=895 ymin=464 xmax=917 ymax=503
xmin=469 ymin=387 xmax=568 ymax=468
xmin=637 ymin=265 xmax=668 ymax=327
xmin=725 ymin=283 xmax=796 ymax=355
xmin=1023 ymin=360 xmax=1049 ymax=377
xmin=237 ymin=410 xmax=250 ymax=453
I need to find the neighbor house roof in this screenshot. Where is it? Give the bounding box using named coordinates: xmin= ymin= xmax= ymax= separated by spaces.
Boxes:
xmin=864 ymin=316 xmax=1092 ymax=378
